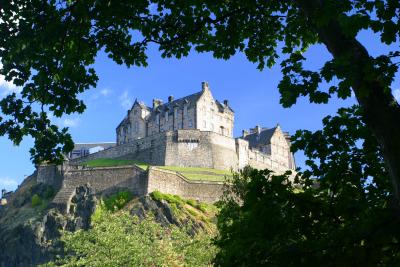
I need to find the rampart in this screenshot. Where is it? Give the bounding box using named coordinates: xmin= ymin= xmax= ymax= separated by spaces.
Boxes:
xmin=69 ymin=129 xmax=290 ymax=172
xmin=147 ymin=167 xmax=224 ymax=203
xmin=45 ymin=164 xmax=224 ymax=209
xmin=64 ymin=165 xmax=147 ymax=195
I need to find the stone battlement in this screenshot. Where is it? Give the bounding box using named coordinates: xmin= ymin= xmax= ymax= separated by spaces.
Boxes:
xmin=70 ymin=128 xmax=293 ymax=172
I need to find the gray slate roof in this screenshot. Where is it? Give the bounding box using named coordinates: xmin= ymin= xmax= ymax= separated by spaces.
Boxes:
xmin=117 ymin=88 xmax=234 ymax=128
xmin=147 ymin=91 xmax=203 ymax=120
xmin=244 ymin=127 xmax=277 ymax=147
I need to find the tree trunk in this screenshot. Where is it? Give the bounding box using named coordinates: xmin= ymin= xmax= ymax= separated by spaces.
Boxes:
xmin=297 ymin=0 xmax=400 ymax=204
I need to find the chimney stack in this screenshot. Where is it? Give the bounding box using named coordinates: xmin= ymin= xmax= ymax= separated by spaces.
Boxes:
xmin=153 ymin=99 xmax=163 ymax=109
xmin=223 ymin=100 xmax=229 ymax=106
xmin=201 ymin=81 xmax=209 ymax=91
xmin=251 ymin=125 xmax=261 ymax=134
xmin=242 ymin=130 xmax=249 ymax=138
xmin=168 ymin=96 xmax=174 ymax=103
xmin=256 ymin=125 xmax=261 ymax=134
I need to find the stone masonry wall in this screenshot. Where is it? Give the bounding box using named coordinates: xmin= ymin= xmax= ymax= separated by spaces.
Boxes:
xmin=248 ymin=149 xmax=293 ymax=174
xmin=70 ymin=132 xmax=169 ymax=166
xmin=146 ymin=167 xmax=223 ymax=203
xmin=64 ymin=165 xmax=147 ymax=196
xmin=37 ymin=164 xmax=64 ymax=190
xmin=71 ymin=129 xmax=295 ymax=173
xmin=163 ymin=130 xmax=239 ymax=170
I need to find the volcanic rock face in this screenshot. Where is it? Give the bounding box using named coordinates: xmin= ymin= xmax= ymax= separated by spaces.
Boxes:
xmin=0 ymin=181 xmax=97 ymax=267
xmin=0 ymin=175 xmax=216 ymax=266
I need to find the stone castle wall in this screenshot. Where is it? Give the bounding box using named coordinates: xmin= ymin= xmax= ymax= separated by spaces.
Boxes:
xmin=46 ymin=164 xmax=223 ymax=207
xmin=64 ymin=165 xmax=147 ymax=196
xmin=71 ymin=129 xmax=293 ymax=173
xmin=71 ymin=132 xmax=169 ymax=166
xmin=147 ymin=167 xmax=224 ymax=203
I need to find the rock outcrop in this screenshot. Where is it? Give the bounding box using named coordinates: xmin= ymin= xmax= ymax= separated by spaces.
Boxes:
xmin=0 ymin=175 xmax=216 ymax=266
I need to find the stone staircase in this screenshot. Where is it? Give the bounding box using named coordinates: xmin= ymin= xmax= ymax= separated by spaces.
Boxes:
xmin=52 ymin=178 xmax=83 ymax=208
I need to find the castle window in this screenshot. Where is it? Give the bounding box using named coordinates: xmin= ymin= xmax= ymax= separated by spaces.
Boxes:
xmin=156 ymin=114 xmax=160 ymax=124
xmin=135 ymin=122 xmax=139 ymax=133
xmin=203 ymin=120 xmax=207 ymax=128
xmin=211 ymin=123 xmax=214 ymax=131
xmin=189 ymin=120 xmax=193 ymax=128
xmin=133 ymin=110 xmax=137 ymax=115
xmin=165 ymin=111 xmax=169 ymax=122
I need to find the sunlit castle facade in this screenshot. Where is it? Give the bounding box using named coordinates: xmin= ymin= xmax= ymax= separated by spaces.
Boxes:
xmin=117 ymin=82 xmax=234 ymax=144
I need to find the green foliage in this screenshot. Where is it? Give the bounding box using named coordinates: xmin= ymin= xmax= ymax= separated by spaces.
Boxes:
xmin=150 ymin=190 xmax=185 ymax=206
xmin=103 ymin=191 xmax=133 ymax=212
xmin=85 ymin=158 xmax=149 ymax=170
xmin=43 ymin=186 xmax=55 ymax=199
xmin=31 ymin=194 xmax=42 ymax=207
xmin=44 ymin=209 xmax=217 ymax=266
xmin=215 ymin=106 xmax=400 ymax=266
xmin=185 ymin=199 xmax=197 ymax=207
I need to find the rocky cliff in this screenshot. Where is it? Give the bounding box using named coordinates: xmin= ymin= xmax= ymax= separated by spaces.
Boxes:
xmin=0 ymin=174 xmax=217 ymax=267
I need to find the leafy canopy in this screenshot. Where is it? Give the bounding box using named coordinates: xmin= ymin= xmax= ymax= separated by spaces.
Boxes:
xmin=215 ymin=106 xmax=400 ymax=266
xmin=1 ymin=0 xmax=399 ymax=163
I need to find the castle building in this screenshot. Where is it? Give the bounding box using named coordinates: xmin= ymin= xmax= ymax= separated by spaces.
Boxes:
xmin=116 ymin=82 xmax=234 ymax=144
xmin=71 ymin=82 xmax=296 ymax=172
xmin=41 ymin=82 xmax=298 ymax=206
xmin=68 ymin=142 xmax=116 ymax=159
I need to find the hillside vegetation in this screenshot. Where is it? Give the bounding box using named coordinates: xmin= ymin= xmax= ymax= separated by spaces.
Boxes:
xmin=42 ymin=191 xmax=218 ymax=267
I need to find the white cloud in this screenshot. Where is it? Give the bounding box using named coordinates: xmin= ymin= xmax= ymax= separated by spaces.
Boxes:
xmin=100 ymin=88 xmax=111 ymax=97
xmin=120 ymin=90 xmax=133 ymax=110
xmin=393 ymin=89 xmax=400 ymax=103
xmin=90 ymin=87 xmax=112 ymax=101
xmin=63 ymin=117 xmax=80 ymax=128
xmin=0 ymin=177 xmax=18 ymax=190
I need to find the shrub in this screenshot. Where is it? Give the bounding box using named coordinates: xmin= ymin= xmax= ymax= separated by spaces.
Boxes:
xmin=186 ymin=199 xmax=197 ymax=207
xmin=104 ymin=191 xmax=133 ymax=211
xmin=43 ymin=186 xmax=55 ymax=199
xmin=31 ymin=194 xmax=42 ymax=207
xmin=196 ymin=203 xmax=209 ymax=213
xmin=150 ymin=191 xmax=184 ymax=205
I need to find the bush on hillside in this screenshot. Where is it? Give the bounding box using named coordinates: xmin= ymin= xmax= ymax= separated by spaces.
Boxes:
xmin=103 ymin=191 xmax=133 ymax=211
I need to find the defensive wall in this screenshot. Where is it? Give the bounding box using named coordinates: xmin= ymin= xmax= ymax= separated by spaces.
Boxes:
xmin=147 ymin=167 xmax=224 ymax=203
xmin=37 ymin=163 xmax=226 ymax=211
xmin=70 ymin=129 xmax=291 ymax=172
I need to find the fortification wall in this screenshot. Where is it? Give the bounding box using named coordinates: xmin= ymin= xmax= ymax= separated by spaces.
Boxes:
xmin=248 ymin=149 xmax=292 ymax=173
xmin=164 ymin=130 xmax=214 ymax=168
xmin=164 ymin=130 xmax=238 ymax=170
xmin=64 ymin=165 xmax=147 ymax=196
xmin=147 ymin=167 xmax=223 ymax=203
xmin=70 ymin=129 xmax=295 ymax=174
xmin=37 ymin=164 xmax=64 ymax=189
xmin=209 ymin=132 xmax=238 ymax=170
xmin=70 ymin=132 xmax=168 ymax=166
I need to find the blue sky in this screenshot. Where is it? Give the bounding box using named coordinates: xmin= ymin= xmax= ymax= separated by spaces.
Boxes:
xmin=0 ymin=30 xmax=399 ymax=192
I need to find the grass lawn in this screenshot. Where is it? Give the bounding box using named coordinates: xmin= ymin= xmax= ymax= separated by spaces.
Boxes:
xmin=85 ymin=158 xmax=149 ymax=170
xmin=157 ymin=166 xmax=233 ymax=182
